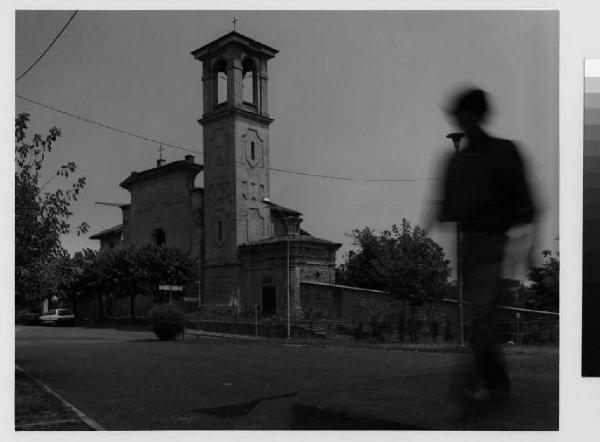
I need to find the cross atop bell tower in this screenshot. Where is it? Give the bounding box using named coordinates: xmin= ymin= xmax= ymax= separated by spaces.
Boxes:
xmin=192 ymin=31 xmax=278 ymax=123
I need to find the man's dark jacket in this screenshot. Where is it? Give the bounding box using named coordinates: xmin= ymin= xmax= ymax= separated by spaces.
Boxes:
xmin=438 ymin=134 xmax=537 ymax=233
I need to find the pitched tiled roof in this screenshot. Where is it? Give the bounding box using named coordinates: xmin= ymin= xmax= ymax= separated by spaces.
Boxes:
xmin=191 ymin=31 xmax=278 ymax=60
xmin=265 ymin=200 xmax=302 ymax=217
xmin=240 ymin=234 xmax=341 ymax=248
xmin=89 ymin=224 xmax=123 ymax=240
xmin=120 ymin=160 xmax=203 ymax=189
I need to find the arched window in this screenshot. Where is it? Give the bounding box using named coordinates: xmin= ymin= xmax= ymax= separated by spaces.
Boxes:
xmin=215 ymin=59 xmax=228 ymax=104
xmin=242 ymin=58 xmax=256 ymax=104
xmin=152 ymin=228 xmax=166 ymax=246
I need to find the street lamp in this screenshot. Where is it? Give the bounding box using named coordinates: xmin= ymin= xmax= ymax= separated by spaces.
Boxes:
xmin=262 ymin=197 xmax=291 ymax=339
xmin=446 ymin=132 xmax=465 ymax=347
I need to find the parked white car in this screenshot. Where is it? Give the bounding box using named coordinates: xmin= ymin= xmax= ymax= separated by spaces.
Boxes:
xmin=39 ymin=309 xmax=75 ymax=326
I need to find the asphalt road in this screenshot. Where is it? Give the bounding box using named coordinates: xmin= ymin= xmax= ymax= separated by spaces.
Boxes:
xmin=15 ymin=326 xmax=558 ymax=430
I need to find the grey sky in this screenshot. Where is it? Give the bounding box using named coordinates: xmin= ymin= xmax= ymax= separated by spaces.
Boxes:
xmin=15 ymin=10 xmax=559 ymax=277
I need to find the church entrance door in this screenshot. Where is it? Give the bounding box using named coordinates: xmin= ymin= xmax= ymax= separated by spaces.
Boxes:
xmin=261 ymin=286 xmax=277 ymax=315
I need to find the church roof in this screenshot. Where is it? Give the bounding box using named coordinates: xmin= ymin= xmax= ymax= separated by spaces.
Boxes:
xmin=120 ymin=160 xmax=203 ymax=190
xmin=265 ymin=200 xmax=302 ymax=217
xmin=191 ymin=31 xmax=278 ymax=61
xmin=240 ymin=234 xmax=341 ymax=248
xmin=89 ymin=224 xmax=123 ymax=240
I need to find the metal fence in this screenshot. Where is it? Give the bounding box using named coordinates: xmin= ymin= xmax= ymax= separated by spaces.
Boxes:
xmin=497 ymin=305 xmax=559 ymax=345
xmin=184 ymin=303 xmax=559 ymax=345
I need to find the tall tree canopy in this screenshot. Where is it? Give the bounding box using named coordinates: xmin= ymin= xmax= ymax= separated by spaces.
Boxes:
xmin=15 ymin=113 xmax=87 ymax=306
xmin=70 ymin=245 xmax=199 ymax=319
xmin=336 ymin=219 xmax=452 ymax=303
xmin=525 ymin=250 xmax=559 ymax=312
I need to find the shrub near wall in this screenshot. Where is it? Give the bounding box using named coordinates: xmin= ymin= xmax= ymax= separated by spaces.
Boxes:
xmin=149 ymin=304 xmax=185 ymax=340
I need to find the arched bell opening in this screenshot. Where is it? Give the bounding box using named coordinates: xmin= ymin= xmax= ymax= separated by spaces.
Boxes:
xmin=242 ymin=58 xmax=258 ymax=105
xmin=214 ymin=58 xmax=228 ymax=105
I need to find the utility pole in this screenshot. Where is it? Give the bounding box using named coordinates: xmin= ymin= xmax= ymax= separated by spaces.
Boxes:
xmin=446 ymin=132 xmax=466 ymax=347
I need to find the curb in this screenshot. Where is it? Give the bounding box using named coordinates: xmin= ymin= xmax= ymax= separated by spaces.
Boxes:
xmin=183 ymin=329 xmax=266 ymax=340
xmin=15 ymin=365 xmax=105 ymax=431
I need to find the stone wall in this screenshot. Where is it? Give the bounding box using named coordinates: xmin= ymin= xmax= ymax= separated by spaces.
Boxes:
xmin=298 ymin=282 xmax=466 ymax=342
xmin=299 ymin=281 xmax=399 ymax=322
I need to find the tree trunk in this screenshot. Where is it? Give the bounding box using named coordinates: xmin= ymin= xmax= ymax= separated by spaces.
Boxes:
xmin=72 ymin=297 xmax=78 ymax=321
xmin=98 ymin=293 xmax=104 ymax=321
xmin=409 ymin=303 xmax=418 ymax=343
xmin=130 ymin=294 xmax=136 ymax=320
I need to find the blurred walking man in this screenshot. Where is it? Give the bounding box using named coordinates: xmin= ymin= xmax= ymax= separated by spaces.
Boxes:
xmin=437 ymin=88 xmax=538 ymax=401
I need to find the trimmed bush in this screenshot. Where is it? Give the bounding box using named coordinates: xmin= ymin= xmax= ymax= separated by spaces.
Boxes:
xmin=149 ymin=304 xmax=185 ymax=341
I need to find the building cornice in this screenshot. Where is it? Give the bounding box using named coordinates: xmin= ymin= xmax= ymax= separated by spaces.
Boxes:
xmin=191 ymin=31 xmax=278 ymax=61
xmin=89 ymin=224 xmax=124 ymax=240
xmin=203 ymin=261 xmax=241 ymax=270
xmin=300 ymin=280 xmax=391 ymax=295
xmin=240 ymin=236 xmax=342 ymax=250
xmin=198 ymin=107 xmax=274 ymax=126
xmin=120 ymin=160 xmax=203 ymax=190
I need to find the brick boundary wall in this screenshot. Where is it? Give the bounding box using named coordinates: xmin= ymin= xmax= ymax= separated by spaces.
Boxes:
xmin=298 ymin=282 xmax=558 ymax=344
xmin=299 ymin=281 xmax=398 ymax=322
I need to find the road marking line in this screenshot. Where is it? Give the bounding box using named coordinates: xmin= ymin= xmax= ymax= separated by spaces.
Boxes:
xmin=15 ymin=365 xmax=106 ymax=431
xmin=16 ymin=418 xmax=81 ymax=429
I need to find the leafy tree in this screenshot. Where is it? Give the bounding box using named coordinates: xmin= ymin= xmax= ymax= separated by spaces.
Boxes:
xmin=136 ymin=244 xmax=199 ymax=289
xmin=70 ymin=245 xmax=198 ymax=319
xmin=525 ymin=250 xmax=559 ymax=312
xmin=42 ymin=249 xmax=77 ymax=304
xmin=337 ymin=219 xmax=452 ymax=300
xmin=113 ymin=245 xmax=198 ymax=318
xmin=15 ymin=113 xmax=87 ymax=307
xmin=336 ymin=227 xmax=388 ymax=290
xmin=70 ymin=248 xmax=106 ymax=319
xmin=103 ymin=246 xmax=147 ymax=319
xmin=336 ymin=219 xmax=452 ymax=342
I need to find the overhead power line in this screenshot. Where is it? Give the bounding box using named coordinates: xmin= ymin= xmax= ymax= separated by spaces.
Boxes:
xmin=269 ymin=166 xmax=427 ymax=182
xmin=16 ymin=11 xmax=79 ymax=82
xmin=16 ymin=94 xmax=201 ymax=154
xmin=16 ymin=94 xmax=430 ymax=183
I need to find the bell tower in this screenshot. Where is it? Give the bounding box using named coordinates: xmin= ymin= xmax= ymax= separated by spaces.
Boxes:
xmin=192 ymin=32 xmax=278 ymax=304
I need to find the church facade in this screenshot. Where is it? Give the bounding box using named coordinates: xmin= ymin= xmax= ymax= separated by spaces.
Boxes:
xmin=90 ymin=31 xmax=341 ymax=319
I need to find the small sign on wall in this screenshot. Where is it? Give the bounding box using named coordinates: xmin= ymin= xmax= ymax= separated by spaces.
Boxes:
xmin=158 ymin=285 xmax=184 ymax=292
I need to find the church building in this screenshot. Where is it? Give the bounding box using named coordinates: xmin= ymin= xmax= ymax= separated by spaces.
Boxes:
xmin=90 ymin=31 xmax=341 ymax=319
